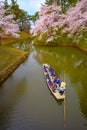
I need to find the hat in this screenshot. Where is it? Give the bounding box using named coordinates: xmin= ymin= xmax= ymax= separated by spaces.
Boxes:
xmin=61 ymin=82 xmax=66 ymax=87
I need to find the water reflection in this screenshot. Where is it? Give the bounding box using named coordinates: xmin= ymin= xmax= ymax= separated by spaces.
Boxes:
xmin=0 ymin=43 xmax=87 ymax=129
xmin=8 ymin=40 xmax=31 ymax=52
xmin=33 ymin=46 xmax=87 ymax=120
xmin=0 ymin=78 xmax=27 ymax=130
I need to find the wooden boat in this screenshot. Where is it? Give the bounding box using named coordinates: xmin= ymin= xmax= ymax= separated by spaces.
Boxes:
xmin=42 ymin=63 xmax=65 ymax=100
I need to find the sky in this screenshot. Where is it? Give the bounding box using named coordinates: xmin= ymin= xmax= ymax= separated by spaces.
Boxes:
xmin=8 ymin=0 xmax=45 ymax=15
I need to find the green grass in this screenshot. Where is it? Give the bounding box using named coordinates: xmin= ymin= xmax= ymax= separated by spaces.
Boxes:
xmin=1 ymin=31 xmax=31 ymax=45
xmin=0 ymin=46 xmax=27 ymax=75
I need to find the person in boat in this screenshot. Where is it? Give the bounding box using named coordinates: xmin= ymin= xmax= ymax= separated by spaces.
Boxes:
xmin=59 ymin=82 xmax=66 ymax=95
xmin=54 ymin=77 xmax=60 ymax=89
xmin=50 ymin=71 xmax=56 ymax=77
xmin=49 ymin=66 xmax=54 ymax=72
xmin=46 ymin=73 xmax=50 ymax=79
xmin=47 ymin=79 xmax=55 ymax=92
xmin=43 ymin=66 xmax=47 ymax=72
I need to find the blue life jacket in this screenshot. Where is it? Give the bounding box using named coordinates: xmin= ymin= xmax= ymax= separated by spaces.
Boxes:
xmin=46 ymin=74 xmax=50 ymax=79
xmin=44 ymin=67 xmax=47 ymax=72
xmin=50 ymin=71 xmax=55 ymax=76
xmin=54 ymin=77 xmax=60 ymax=84
xmin=48 ymin=80 xmax=53 ymax=88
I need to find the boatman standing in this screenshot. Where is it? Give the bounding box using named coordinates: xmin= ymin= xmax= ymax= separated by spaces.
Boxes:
xmin=59 ymin=82 xmax=66 ymax=95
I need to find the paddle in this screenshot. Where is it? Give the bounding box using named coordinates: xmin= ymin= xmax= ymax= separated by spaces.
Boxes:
xmin=64 ymin=93 xmax=66 ymax=127
xmin=63 ymin=71 xmax=66 ymax=127
xmin=62 ymin=71 xmax=66 ymax=86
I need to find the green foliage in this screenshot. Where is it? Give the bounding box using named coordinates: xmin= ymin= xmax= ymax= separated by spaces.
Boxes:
xmin=4 ymin=0 xmax=9 ymax=9
xmin=3 ymin=0 xmax=30 ymax=31
xmin=10 ymin=0 xmax=29 ymax=22
xmin=45 ymin=0 xmax=54 ymax=5
xmin=2 ymin=32 xmax=31 ymax=45
xmin=47 ymin=28 xmax=73 ymax=45
xmin=29 ymin=12 xmax=39 ymax=25
xmin=3 ymin=0 xmax=30 ymax=23
xmin=32 ymin=32 xmax=47 ymax=45
xmin=45 ymin=0 xmax=63 ymax=5
xmin=45 ymin=0 xmax=78 ymax=5
xmin=32 ymin=27 xmax=87 ymax=48
xmin=44 ymin=0 xmax=78 ymax=12
xmin=68 ymin=0 xmax=78 ymax=5
xmin=78 ymin=32 xmax=87 ymax=47
xmin=32 ymin=28 xmax=73 ymax=45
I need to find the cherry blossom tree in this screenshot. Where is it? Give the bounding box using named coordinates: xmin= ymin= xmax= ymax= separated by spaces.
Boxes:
xmin=62 ymin=0 xmax=87 ymax=39
xmin=31 ymin=0 xmax=87 ymax=44
xmin=0 ymin=0 xmax=19 ymax=39
xmin=31 ymin=3 xmax=63 ymax=43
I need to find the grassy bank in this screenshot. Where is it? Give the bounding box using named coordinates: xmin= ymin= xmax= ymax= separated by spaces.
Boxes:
xmin=32 ymin=32 xmax=87 ymax=52
xmin=0 ymin=46 xmax=28 ymax=83
xmin=1 ymin=32 xmax=31 ymax=45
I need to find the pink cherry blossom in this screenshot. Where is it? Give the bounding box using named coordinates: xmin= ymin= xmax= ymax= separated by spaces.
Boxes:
xmin=31 ymin=0 xmax=87 ymax=43
xmin=0 ymin=0 xmax=19 ymax=38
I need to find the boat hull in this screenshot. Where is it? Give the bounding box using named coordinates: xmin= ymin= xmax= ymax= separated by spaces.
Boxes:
xmin=43 ymin=64 xmax=65 ymax=100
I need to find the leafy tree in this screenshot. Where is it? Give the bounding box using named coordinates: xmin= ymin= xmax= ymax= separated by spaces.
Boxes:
xmin=45 ymin=0 xmax=62 ymax=5
xmin=44 ymin=0 xmax=78 ymax=12
xmin=0 ymin=0 xmax=19 ymax=41
xmin=10 ymin=0 xmax=30 ymax=21
xmin=9 ymin=0 xmax=30 ymax=31
xmin=45 ymin=0 xmax=78 ymax=5
xmin=31 ymin=0 xmax=87 ymax=44
xmin=68 ymin=0 xmax=78 ymax=5
xmin=29 ymin=12 xmax=39 ymax=25
xmin=3 ymin=0 xmax=9 ymax=9
xmin=10 ymin=0 xmax=23 ymax=21
xmin=45 ymin=0 xmax=54 ymax=5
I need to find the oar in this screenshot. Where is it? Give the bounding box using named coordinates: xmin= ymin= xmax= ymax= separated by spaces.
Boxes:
xmin=64 ymin=94 xmax=66 ymax=127
xmin=63 ymin=71 xmax=66 ymax=85
xmin=63 ymin=71 xmax=66 ymax=127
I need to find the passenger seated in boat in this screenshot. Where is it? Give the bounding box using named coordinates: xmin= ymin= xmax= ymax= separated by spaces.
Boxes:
xmin=46 ymin=74 xmax=50 ymax=79
xmin=49 ymin=66 xmax=54 ymax=72
xmin=50 ymin=71 xmax=56 ymax=77
xmin=47 ymin=79 xmax=55 ymax=92
xmin=47 ymin=79 xmax=53 ymax=88
xmin=44 ymin=64 xmax=49 ymax=68
xmin=44 ymin=66 xmax=47 ymax=72
xmin=54 ymin=77 xmax=60 ymax=89
xmin=59 ymin=82 xmax=66 ymax=95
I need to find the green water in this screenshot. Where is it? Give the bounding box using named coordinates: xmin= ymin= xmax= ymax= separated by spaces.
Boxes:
xmin=0 ymin=42 xmax=87 ymax=130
